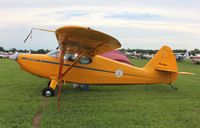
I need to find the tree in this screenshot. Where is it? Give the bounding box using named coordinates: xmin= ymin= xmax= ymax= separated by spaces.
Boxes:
xmin=191 ymin=49 xmax=200 ymax=55
xmin=10 ymin=48 xmax=17 ymax=52
xmin=0 ymin=47 xmax=5 ymax=51
xmin=37 ymin=49 xmax=46 ymax=54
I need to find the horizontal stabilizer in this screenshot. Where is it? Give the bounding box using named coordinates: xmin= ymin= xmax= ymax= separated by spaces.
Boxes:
xmin=178 ymin=72 xmax=195 ymax=75
xmin=155 ymin=67 xmax=178 ymax=73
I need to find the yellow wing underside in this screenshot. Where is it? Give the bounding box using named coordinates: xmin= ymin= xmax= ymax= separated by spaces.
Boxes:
xmin=55 ymin=26 xmax=121 ymax=56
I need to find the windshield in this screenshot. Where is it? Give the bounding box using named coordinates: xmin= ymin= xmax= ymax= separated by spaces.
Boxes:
xmin=47 ymin=50 xmax=59 ymax=58
xmin=47 ymin=50 xmax=78 ymax=61
xmin=47 ymin=50 xmax=92 ymax=64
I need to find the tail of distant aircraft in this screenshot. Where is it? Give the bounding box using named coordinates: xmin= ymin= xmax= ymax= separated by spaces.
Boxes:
xmin=144 ymin=45 xmax=178 ymax=83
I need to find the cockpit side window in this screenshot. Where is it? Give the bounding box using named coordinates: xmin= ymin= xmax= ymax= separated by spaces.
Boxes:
xmin=47 ymin=50 xmax=92 ymax=64
xmin=64 ymin=54 xmax=78 ymax=61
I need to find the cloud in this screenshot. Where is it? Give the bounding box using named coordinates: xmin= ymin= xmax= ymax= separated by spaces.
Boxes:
xmin=0 ymin=1 xmax=200 ymax=49
xmin=1 ymin=5 xmax=200 ymax=32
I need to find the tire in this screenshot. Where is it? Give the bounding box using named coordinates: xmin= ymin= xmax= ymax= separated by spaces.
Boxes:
xmin=42 ymin=87 xmax=55 ymax=97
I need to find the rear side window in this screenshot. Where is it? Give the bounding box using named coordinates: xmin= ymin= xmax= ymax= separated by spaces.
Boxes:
xmin=79 ymin=56 xmax=92 ymax=64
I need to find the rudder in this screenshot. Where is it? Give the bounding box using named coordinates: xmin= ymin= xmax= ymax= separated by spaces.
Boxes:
xmin=145 ymin=45 xmax=178 ymax=73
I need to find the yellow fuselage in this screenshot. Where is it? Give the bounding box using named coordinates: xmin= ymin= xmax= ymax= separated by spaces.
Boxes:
xmin=17 ymin=53 xmax=177 ymax=85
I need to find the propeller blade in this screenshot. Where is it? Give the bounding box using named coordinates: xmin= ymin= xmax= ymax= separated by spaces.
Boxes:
xmin=24 ymin=30 xmax=32 ymax=43
xmin=23 ymin=28 xmax=55 ymax=43
xmin=32 ymin=28 xmax=55 ymax=32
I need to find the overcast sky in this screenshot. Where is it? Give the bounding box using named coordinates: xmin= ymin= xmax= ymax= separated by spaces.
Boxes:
xmin=0 ymin=0 xmax=200 ymax=50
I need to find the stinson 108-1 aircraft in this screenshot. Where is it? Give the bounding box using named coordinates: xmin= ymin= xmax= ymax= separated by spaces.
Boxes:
xmin=12 ymin=26 xmax=192 ymax=110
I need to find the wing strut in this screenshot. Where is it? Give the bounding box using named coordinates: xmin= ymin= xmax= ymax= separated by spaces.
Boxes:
xmin=57 ymin=49 xmax=65 ymax=111
xmin=57 ymin=51 xmax=83 ymax=111
xmin=62 ymin=53 xmax=83 ymax=78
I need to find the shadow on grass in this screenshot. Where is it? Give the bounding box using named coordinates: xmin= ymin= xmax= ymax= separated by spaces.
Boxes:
xmin=60 ymin=84 xmax=176 ymax=95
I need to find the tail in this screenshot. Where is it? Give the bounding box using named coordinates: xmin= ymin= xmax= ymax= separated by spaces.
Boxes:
xmin=145 ymin=45 xmax=178 ymax=72
xmin=144 ymin=45 xmax=178 ymax=83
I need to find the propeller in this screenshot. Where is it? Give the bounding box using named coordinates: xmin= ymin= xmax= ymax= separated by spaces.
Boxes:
xmin=23 ymin=28 xmax=74 ymax=111
xmin=23 ymin=28 xmax=55 ymax=43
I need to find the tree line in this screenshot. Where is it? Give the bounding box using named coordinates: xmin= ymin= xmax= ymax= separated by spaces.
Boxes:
xmin=119 ymin=48 xmax=200 ymax=56
xmin=0 ymin=47 xmax=50 ymax=54
xmin=1 ymin=46 xmax=200 ymax=55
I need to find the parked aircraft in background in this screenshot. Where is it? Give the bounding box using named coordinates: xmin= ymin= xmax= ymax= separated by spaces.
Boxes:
xmin=190 ymin=54 xmax=200 ymax=64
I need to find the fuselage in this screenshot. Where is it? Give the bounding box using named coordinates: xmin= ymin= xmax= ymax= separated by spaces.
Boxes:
xmin=17 ymin=52 xmax=175 ymax=85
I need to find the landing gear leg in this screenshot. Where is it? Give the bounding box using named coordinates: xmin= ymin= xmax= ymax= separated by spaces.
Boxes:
xmin=42 ymin=80 xmax=58 ymax=97
xmin=169 ymin=85 xmax=178 ymax=91
xmin=144 ymin=85 xmax=149 ymax=92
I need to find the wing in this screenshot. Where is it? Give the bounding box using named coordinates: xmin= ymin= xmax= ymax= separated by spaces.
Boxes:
xmin=55 ymin=26 xmax=121 ymax=56
xmin=23 ymin=26 xmax=121 ymax=110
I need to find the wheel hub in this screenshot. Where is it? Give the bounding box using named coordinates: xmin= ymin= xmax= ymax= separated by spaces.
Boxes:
xmin=45 ymin=90 xmax=51 ymax=97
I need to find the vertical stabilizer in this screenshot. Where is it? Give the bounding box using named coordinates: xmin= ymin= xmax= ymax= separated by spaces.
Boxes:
xmin=145 ymin=45 xmax=178 ymax=73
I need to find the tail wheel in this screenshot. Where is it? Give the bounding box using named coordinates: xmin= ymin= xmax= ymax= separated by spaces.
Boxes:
xmin=80 ymin=85 xmax=89 ymax=91
xmin=42 ymin=87 xmax=55 ymax=97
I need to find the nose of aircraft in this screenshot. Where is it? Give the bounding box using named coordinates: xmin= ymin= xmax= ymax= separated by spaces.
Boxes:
xmin=9 ymin=52 xmax=19 ymax=60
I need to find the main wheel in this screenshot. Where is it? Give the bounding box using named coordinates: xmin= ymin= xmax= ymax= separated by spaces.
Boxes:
xmin=80 ymin=85 xmax=89 ymax=91
xmin=42 ymin=87 xmax=55 ymax=97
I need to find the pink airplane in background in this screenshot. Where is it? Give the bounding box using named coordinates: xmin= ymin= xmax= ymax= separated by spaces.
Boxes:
xmin=101 ymin=50 xmax=132 ymax=65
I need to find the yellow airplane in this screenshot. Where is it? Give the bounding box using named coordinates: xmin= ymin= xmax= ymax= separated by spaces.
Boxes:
xmin=14 ymin=26 xmax=191 ymax=110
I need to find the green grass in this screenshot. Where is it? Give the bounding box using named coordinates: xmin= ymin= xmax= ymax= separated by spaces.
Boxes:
xmin=0 ymin=58 xmax=200 ymax=128
xmin=0 ymin=59 xmax=47 ymax=127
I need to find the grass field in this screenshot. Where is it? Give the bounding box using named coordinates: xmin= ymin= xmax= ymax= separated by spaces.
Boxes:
xmin=0 ymin=58 xmax=200 ymax=128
